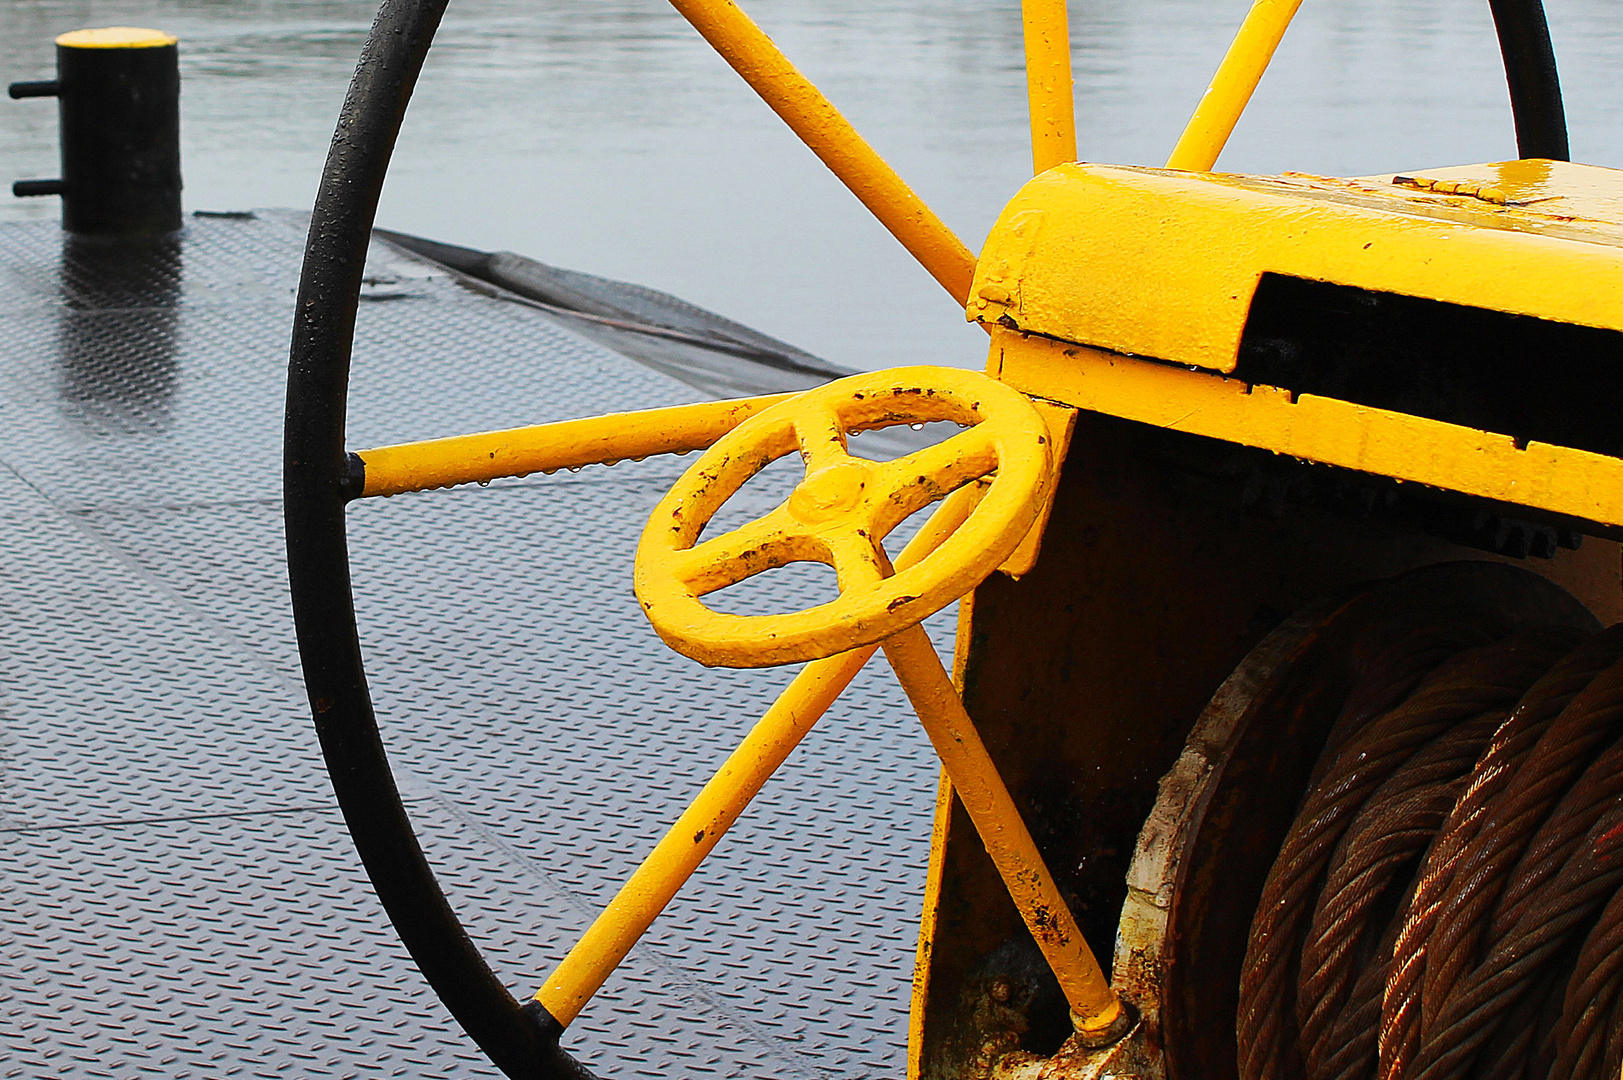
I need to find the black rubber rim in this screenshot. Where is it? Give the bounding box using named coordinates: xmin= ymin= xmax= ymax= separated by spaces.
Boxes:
xmin=1489 ymin=0 xmax=1569 ymax=161
xmin=283 ymin=1 xmax=591 ymax=1077
xmin=282 ymin=2 xmax=1566 ymax=1077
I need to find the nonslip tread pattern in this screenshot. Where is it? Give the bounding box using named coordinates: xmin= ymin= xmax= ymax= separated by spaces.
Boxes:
xmin=0 ymin=213 xmax=942 ymax=1077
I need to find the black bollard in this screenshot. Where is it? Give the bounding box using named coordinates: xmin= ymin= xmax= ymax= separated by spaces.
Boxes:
xmin=10 ymin=27 xmax=183 ymax=239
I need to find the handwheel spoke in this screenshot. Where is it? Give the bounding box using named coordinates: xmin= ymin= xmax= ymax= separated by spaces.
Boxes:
xmin=671 ymin=502 xmax=816 ymax=595
xmin=870 ymin=426 xmax=1001 ymax=532
xmin=824 ymin=526 xmax=891 ymax=592
xmin=794 ymin=406 xmax=853 ymax=472
xmin=352 ymin=393 xmax=794 ymax=499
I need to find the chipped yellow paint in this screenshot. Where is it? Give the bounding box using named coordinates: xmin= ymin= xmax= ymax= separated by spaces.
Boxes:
xmin=353 ymin=394 xmax=794 ymax=498
xmin=634 ymin=367 xmax=1052 ymax=669
xmin=970 ymin=160 xmax=1623 ymax=375
xmin=991 ymin=327 xmax=1623 ymax=530
xmin=1369 ymin=158 xmax=1623 ymax=231
xmin=1392 ymin=174 xmax=1508 ymax=205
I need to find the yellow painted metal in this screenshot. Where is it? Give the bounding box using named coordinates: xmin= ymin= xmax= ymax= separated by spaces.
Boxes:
xmin=1374 ymin=158 xmax=1623 ymax=229
xmin=664 ymin=0 xmax=978 ymax=306
xmin=1164 ymin=0 xmax=1302 ymax=171
xmin=352 ymin=394 xmax=793 ymax=498
xmin=635 ymin=366 xmax=1052 ymax=669
xmin=990 ymin=326 xmax=1623 ymax=531
xmin=55 ymin=26 xmax=177 ymax=48
xmin=996 ymin=398 xmax=1077 ymax=580
xmin=882 ymin=622 xmax=1123 ymax=1037
xmin=908 ymin=589 xmax=981 ymax=1079
xmin=1020 ymin=0 xmax=1077 ymax=175
xmin=622 ymin=364 xmax=1120 ymax=1035
xmin=908 ymin=768 xmax=958 ymax=1080
xmin=969 ymin=160 xmax=1623 ymax=375
xmin=535 ymin=481 xmax=986 ymax=1027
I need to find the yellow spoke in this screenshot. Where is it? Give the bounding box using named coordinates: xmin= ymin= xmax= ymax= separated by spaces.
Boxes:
xmin=794 ymin=406 xmax=852 ymax=472
xmin=824 ymin=526 xmax=889 ymax=592
xmin=1165 ymin=0 xmax=1304 ymax=172
xmin=664 ymin=0 xmax=977 ymax=305
xmin=534 ymin=484 xmax=985 ymax=1026
xmin=351 ymin=393 xmax=794 ymax=498
xmin=671 ymin=502 xmax=812 ymax=595
xmin=870 ymin=427 xmax=1000 ymax=532
xmin=881 ymin=623 xmax=1125 ymax=1040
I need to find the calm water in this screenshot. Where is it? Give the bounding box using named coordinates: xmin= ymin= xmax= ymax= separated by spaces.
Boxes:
xmin=3 ymin=0 xmax=1621 ymax=369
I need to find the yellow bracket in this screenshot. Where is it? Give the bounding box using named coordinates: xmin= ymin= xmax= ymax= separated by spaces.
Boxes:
xmin=999 ymin=397 xmax=1077 ymax=580
xmin=993 ymin=326 xmax=1623 ymax=532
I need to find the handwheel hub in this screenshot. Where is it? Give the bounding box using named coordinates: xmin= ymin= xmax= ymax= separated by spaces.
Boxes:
xmin=788 ymin=460 xmax=871 ymax=524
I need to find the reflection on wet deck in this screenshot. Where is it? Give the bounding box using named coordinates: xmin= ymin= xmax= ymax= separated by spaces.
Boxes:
xmin=0 ymin=211 xmax=948 ymax=1078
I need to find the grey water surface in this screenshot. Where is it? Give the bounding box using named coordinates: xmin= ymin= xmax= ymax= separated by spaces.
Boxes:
xmin=3 ymin=0 xmax=1621 ymax=370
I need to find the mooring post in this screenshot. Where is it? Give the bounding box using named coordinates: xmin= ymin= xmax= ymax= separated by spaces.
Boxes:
xmin=9 ymin=27 xmax=182 ymax=239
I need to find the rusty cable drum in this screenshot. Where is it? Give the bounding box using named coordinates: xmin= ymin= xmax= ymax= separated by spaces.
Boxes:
xmin=1214 ymin=566 xmax=1623 ymax=1080
xmin=1238 ymin=625 xmax=1623 ymax=1080
xmin=1112 ymin=562 xmax=1623 ymax=1080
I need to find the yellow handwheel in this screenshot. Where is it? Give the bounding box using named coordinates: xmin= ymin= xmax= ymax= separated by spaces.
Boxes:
xmin=633 ymin=365 xmax=1052 ymax=668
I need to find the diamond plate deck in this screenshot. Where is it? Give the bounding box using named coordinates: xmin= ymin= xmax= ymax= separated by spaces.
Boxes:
xmin=0 ymin=211 xmax=950 ymax=1077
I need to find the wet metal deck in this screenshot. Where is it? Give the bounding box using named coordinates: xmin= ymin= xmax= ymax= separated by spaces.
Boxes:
xmin=0 ymin=211 xmax=945 ymax=1078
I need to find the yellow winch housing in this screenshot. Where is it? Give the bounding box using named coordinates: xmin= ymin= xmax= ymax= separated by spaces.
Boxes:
xmin=974 ymin=159 xmax=1623 ymax=535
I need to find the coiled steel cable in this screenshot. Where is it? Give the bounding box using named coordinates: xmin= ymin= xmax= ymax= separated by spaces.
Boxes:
xmin=1237 ymin=629 xmax=1583 ymax=1080
xmin=1552 ymin=887 xmax=1623 ymax=1078
xmin=1383 ymin=629 xmax=1623 ymax=1080
xmin=1238 ymin=622 xmax=1623 ymax=1080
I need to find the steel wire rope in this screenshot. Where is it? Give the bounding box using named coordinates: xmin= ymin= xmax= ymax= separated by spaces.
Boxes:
xmin=1236 ymin=620 xmax=1623 ymax=1080
xmin=1236 ymin=628 xmax=1579 ymax=1080
xmin=1375 ymin=631 xmax=1623 ymax=1080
